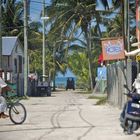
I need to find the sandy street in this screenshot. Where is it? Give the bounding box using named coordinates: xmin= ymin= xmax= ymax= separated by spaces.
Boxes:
xmin=0 ymin=90 xmax=139 ymax=140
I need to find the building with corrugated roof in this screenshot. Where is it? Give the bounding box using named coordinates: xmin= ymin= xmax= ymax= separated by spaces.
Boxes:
xmin=2 ymin=36 xmax=24 ymax=73
xmin=2 ymin=36 xmax=24 ymax=95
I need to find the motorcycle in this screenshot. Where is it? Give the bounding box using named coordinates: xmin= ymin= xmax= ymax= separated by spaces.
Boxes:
xmin=120 ymin=84 xmax=140 ymax=134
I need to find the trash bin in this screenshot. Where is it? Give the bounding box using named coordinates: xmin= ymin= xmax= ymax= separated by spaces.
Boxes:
xmin=36 ymin=85 xmax=51 ymax=96
xmin=36 ymin=75 xmax=51 ymax=96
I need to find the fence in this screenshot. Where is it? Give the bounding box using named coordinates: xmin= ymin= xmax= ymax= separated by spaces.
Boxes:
xmin=107 ymin=60 xmax=140 ymax=108
xmin=93 ymin=79 xmax=107 ymax=94
xmin=107 ymin=61 xmax=127 ymax=108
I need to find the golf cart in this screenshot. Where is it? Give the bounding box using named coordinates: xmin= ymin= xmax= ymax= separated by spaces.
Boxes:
xmin=66 ymin=77 xmax=75 ymax=90
xmin=36 ymin=75 xmax=51 ymax=96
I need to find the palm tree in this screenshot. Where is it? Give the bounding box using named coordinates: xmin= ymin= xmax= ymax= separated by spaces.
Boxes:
xmin=29 ymin=49 xmax=42 ymax=74
xmin=47 ymin=0 xmax=137 ymax=91
xmin=67 ymin=36 xmax=98 ymax=89
xmin=46 ymin=0 xmax=104 ymax=91
xmin=100 ymin=0 xmax=136 ymax=44
xmin=1 ymin=1 xmax=46 ymax=76
xmin=68 ymin=51 xmax=89 ymax=89
xmin=2 ymin=1 xmax=43 ymax=44
xmin=46 ymin=35 xmax=69 ymax=90
xmin=28 ymin=21 xmax=42 ymax=50
xmin=2 ymin=0 xmax=24 ymax=39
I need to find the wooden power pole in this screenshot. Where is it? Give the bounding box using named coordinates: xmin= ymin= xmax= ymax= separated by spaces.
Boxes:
xmin=0 ymin=0 xmax=2 ymax=68
xmin=24 ymin=0 xmax=28 ymax=96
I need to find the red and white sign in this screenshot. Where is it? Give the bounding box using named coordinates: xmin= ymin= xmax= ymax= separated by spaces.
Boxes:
xmin=101 ymin=38 xmax=125 ymax=61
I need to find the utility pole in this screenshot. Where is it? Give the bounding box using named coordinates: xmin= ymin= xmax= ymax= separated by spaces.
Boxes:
xmin=27 ymin=0 xmax=30 ymax=76
xmin=124 ymin=0 xmax=129 ymax=51
xmin=42 ymin=0 xmax=45 ymax=79
xmin=24 ymin=0 xmax=28 ymax=96
xmin=125 ymin=0 xmax=130 ymax=52
xmin=88 ymin=21 xmax=93 ymax=91
xmin=0 ymin=0 xmax=2 ymax=68
xmin=124 ymin=0 xmax=132 ymax=89
xmin=53 ymin=42 xmax=56 ymax=91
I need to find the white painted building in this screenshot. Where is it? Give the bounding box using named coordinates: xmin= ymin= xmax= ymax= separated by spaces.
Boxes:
xmin=2 ymin=36 xmax=24 ymax=95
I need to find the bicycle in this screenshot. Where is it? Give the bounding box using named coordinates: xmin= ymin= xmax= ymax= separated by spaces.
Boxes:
xmin=5 ymin=93 xmax=27 ymax=124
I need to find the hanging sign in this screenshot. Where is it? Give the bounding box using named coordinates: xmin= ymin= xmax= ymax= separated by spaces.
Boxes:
xmin=101 ymin=37 xmax=125 ymax=61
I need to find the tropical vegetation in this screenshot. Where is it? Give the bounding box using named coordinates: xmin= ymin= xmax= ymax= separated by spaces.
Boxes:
xmin=1 ymin=0 xmax=137 ymax=91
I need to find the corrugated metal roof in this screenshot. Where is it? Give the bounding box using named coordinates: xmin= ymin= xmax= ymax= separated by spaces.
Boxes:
xmin=2 ymin=36 xmax=18 ymax=55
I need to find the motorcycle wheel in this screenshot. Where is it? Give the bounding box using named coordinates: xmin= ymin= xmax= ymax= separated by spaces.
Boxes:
xmin=120 ymin=119 xmax=133 ymax=135
xmin=127 ymin=120 xmax=133 ymax=135
xmin=131 ymin=121 xmax=139 ymax=132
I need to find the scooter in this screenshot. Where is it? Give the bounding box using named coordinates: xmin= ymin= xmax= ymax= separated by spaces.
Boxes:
xmin=120 ymin=84 xmax=140 ymax=134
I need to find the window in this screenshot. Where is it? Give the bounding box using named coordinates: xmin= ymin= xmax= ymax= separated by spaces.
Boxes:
xmin=14 ymin=59 xmax=17 ymax=73
xmin=18 ymin=55 xmax=22 ymax=73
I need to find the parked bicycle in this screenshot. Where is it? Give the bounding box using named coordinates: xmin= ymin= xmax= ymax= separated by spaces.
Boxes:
xmin=5 ymin=94 xmax=27 ymax=124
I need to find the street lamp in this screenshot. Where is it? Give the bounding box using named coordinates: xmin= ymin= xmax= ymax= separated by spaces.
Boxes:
xmin=41 ymin=16 xmax=49 ymax=81
xmin=41 ymin=17 xmax=49 ymax=20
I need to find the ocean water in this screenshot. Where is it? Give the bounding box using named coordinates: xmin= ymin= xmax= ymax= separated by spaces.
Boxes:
xmin=55 ymin=77 xmax=76 ymax=88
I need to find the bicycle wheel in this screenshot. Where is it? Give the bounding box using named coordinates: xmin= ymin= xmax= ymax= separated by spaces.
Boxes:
xmin=9 ymin=102 xmax=27 ymax=124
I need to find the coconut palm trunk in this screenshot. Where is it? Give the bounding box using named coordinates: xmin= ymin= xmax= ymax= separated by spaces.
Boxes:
xmin=85 ymin=22 xmax=93 ymax=91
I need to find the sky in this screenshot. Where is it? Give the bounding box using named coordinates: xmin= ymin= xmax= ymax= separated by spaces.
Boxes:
xmin=29 ymin=0 xmax=112 ymax=78
xmin=56 ymin=69 xmax=76 ymax=78
xmin=30 ymin=0 xmax=51 ymax=21
xmin=29 ymin=0 xmax=109 ymax=32
xmin=96 ymin=0 xmax=113 ymax=11
xmin=29 ymin=0 xmax=75 ymax=78
xmin=30 ymin=0 xmax=113 ymax=22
